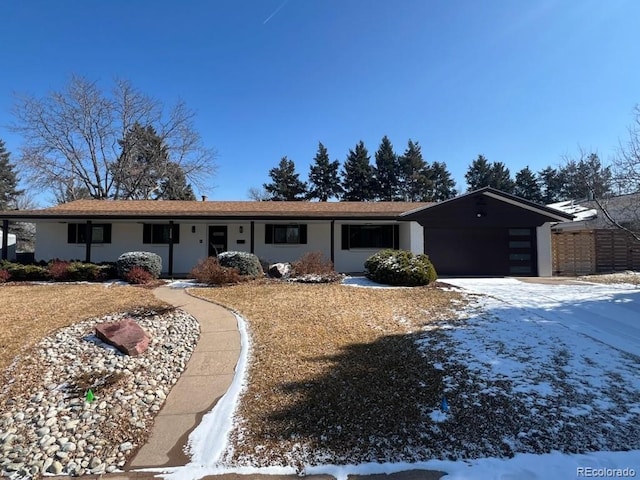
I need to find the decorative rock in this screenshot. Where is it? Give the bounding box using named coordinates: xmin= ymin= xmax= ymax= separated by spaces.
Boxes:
xmin=47 ymin=460 xmax=63 ymax=475
xmin=95 ymin=319 xmax=151 ymax=356
xmin=119 ymin=441 xmax=133 ymax=452
xmin=268 ymin=262 xmax=291 ymax=278
xmin=89 ymin=457 xmax=102 ymax=469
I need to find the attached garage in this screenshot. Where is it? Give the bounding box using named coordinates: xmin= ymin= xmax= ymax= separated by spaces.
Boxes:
xmin=401 ymin=187 xmax=573 ymax=277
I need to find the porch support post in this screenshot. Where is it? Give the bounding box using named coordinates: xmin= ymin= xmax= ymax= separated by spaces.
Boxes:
xmin=330 ymin=220 xmax=335 ymax=264
xmin=168 ymin=220 xmax=174 ymax=278
xmin=85 ymin=220 xmax=92 ymax=263
xmin=1 ymin=219 xmax=8 ymax=261
xmin=250 ymin=221 xmax=255 ymax=254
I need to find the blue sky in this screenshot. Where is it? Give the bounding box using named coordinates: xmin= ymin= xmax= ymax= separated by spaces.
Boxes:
xmin=1 ymin=0 xmax=639 ymax=203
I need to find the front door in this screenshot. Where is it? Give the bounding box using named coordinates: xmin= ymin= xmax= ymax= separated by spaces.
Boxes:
xmin=208 ymin=226 xmax=228 ymax=257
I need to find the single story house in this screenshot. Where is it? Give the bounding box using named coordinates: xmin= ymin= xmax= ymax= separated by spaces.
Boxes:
xmin=0 ymin=187 xmax=573 ymax=277
xmin=0 ymin=231 xmax=16 ymax=262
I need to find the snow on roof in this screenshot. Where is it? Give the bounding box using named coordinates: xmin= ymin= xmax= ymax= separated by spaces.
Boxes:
xmin=546 ymin=200 xmax=598 ymax=221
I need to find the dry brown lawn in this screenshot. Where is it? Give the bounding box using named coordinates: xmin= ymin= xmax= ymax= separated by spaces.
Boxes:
xmin=0 ymin=284 xmax=168 ymax=374
xmin=578 ymin=272 xmax=640 ymax=285
xmin=190 ymin=281 xmax=464 ymax=467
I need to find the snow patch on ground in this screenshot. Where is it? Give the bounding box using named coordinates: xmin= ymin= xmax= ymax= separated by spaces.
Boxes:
xmin=341 ymin=276 xmax=408 ymax=288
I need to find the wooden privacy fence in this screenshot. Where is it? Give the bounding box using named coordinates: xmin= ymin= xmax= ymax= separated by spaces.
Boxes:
xmin=552 ymin=229 xmax=640 ymax=276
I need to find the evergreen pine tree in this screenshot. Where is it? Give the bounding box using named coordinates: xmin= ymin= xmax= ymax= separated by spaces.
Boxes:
xmin=514 ymin=166 xmax=543 ymax=203
xmin=559 ymin=153 xmax=613 ymax=200
xmin=263 ymin=156 xmax=308 ymax=201
xmin=465 ymin=155 xmax=493 ymax=190
xmin=0 ymin=139 xmax=23 ymax=210
xmin=491 ymin=161 xmax=515 ymax=193
xmin=398 ymin=140 xmax=431 ymax=201
xmin=307 ymin=142 xmax=343 ymax=201
xmin=341 ymin=141 xmax=375 ymax=201
xmin=427 ymin=161 xmax=457 ymax=201
xmin=373 ymin=135 xmax=400 ymax=200
xmin=538 ymin=166 xmax=565 ymax=204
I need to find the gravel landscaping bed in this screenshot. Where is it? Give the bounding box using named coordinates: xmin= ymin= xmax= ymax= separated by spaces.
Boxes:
xmin=0 ymin=307 xmax=199 ymax=479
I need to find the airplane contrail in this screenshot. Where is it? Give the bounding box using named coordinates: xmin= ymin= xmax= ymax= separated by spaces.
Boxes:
xmin=263 ymin=0 xmax=289 ymax=24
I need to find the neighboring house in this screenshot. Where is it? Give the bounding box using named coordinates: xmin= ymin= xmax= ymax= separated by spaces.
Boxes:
xmin=0 ymin=231 xmax=16 ymax=262
xmin=0 ymin=187 xmax=572 ymax=277
xmin=549 ymin=193 xmax=640 ymax=275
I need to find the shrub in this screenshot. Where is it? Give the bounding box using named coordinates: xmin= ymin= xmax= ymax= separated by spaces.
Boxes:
xmin=3 ymin=262 xmax=48 ymax=281
xmin=124 ymin=266 xmax=154 ymax=284
xmin=364 ymin=249 xmax=437 ymax=286
xmin=0 ymin=269 xmax=10 ymax=283
xmin=289 ymin=251 xmax=342 ymax=283
xmin=291 ymin=252 xmax=335 ymax=276
xmin=68 ymin=262 xmax=104 ymax=281
xmin=217 ymin=251 xmax=263 ymax=277
xmin=116 ymin=251 xmax=162 ymax=279
xmin=48 ymin=260 xmax=72 ymax=281
xmin=190 ymin=257 xmax=242 ymax=285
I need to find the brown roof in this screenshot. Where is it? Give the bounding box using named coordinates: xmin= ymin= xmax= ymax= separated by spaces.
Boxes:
xmin=1 ymin=199 xmax=431 ymax=220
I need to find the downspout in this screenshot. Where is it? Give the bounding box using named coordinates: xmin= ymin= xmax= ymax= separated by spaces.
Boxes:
xmin=168 ymin=220 xmax=174 ymax=278
xmin=330 ymin=219 xmax=335 ymax=264
xmin=1 ymin=219 xmax=8 ymax=261
xmin=250 ymin=221 xmax=255 ymax=254
xmin=85 ymin=220 xmax=93 ymax=263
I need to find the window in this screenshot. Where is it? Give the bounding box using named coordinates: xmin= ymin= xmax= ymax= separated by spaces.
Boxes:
xmin=341 ymin=224 xmax=399 ymax=249
xmin=143 ymin=224 xmax=180 ymax=244
xmin=67 ymin=223 xmax=112 ymax=244
xmin=264 ymin=224 xmax=307 ymax=244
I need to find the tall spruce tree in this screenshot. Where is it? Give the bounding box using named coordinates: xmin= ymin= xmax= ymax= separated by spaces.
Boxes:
xmin=307 ymin=142 xmax=342 ymax=201
xmin=0 ymin=139 xmax=23 ymax=210
xmin=491 ymin=161 xmax=515 ymax=193
xmin=538 ymin=166 xmax=565 ymax=204
xmin=263 ymin=156 xmax=308 ymax=201
xmin=560 ymin=153 xmax=613 ymax=200
xmin=428 ymin=161 xmax=457 ymax=201
xmin=514 ymin=166 xmax=543 ymax=203
xmin=465 ymin=155 xmax=493 ymax=190
xmin=398 ymin=140 xmax=431 ymax=201
xmin=373 ymin=135 xmax=400 ymax=200
xmin=465 ymin=155 xmax=515 ymax=192
xmin=341 ymin=141 xmax=375 ymax=201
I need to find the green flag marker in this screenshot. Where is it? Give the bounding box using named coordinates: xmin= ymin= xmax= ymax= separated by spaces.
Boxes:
xmin=86 ymin=389 xmax=95 ymax=403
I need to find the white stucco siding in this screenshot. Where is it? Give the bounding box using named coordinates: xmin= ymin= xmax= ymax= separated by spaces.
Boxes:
xmin=536 ymin=222 xmax=553 ymax=277
xmin=221 ymin=222 xmax=252 ymax=254
xmin=399 ymin=221 xmax=424 ymax=254
xmin=253 ymin=222 xmax=331 ymax=265
xmin=34 ymin=218 xmax=422 ymax=275
xmin=35 ymin=222 xmax=209 ymax=274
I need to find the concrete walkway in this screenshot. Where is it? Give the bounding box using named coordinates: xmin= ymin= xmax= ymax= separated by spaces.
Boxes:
xmin=129 ymin=285 xmax=242 ymax=469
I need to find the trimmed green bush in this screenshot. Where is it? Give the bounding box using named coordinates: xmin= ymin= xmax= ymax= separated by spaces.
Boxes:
xmin=116 ymin=251 xmax=162 ymax=279
xmin=3 ymin=263 xmax=49 ymax=281
xmin=217 ymin=251 xmax=263 ymax=277
xmin=364 ymin=249 xmax=437 ymax=286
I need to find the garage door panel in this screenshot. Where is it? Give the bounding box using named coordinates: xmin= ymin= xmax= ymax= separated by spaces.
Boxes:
xmin=425 ymin=228 xmax=536 ymax=276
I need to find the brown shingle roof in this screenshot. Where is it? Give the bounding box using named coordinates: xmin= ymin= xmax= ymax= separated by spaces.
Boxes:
xmin=1 ymin=200 xmax=431 ymax=220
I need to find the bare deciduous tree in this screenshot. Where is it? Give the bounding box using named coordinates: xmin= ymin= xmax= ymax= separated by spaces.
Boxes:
xmin=11 ymin=75 xmax=216 ymax=201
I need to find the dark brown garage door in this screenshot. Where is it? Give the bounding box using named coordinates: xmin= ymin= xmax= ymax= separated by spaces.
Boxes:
xmin=424 ymin=228 xmax=537 ymax=276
